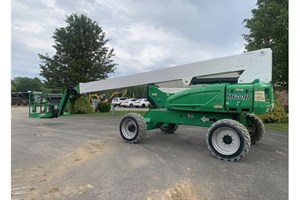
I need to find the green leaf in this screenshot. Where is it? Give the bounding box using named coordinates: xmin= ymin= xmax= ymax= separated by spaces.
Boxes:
xmin=39 ymin=13 xmax=117 ymax=88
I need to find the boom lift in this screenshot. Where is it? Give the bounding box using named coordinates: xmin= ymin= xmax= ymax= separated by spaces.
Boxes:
xmin=29 ymin=49 xmax=274 ymax=161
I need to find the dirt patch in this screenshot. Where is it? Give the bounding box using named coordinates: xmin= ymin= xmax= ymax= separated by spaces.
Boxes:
xmin=78 ymin=183 xmax=94 ymax=194
xmin=49 ymin=188 xmax=60 ymax=193
xmin=148 ymin=180 xmax=213 ymax=200
xmin=12 ymin=140 xmax=106 ymax=200
xmin=35 ymin=126 xmax=53 ymax=137
xmin=162 ymin=181 xmax=199 ymax=200
xmin=69 ymin=140 xmax=104 ymax=163
xmin=128 ymin=156 xmax=150 ymax=169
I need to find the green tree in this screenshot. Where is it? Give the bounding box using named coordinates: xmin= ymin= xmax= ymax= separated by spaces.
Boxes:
xmin=243 ymin=0 xmax=288 ymax=90
xmin=39 ymin=13 xmax=117 ymax=88
xmin=11 ymin=77 xmax=43 ymax=92
xmin=126 ymin=85 xmax=147 ymax=98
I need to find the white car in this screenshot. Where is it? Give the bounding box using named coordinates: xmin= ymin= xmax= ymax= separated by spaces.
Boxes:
xmin=120 ymin=98 xmax=138 ymax=108
xmin=111 ymin=97 xmax=127 ymax=107
xmin=133 ymin=98 xmax=150 ymax=108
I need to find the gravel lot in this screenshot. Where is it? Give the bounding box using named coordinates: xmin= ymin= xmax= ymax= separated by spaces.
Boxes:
xmin=12 ymin=107 xmax=288 ymax=200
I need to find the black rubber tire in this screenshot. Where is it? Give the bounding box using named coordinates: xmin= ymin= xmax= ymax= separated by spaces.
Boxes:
xmin=160 ymin=124 xmax=178 ymax=134
xmin=206 ymin=119 xmax=251 ymax=161
xmin=119 ymin=113 xmax=147 ymax=143
xmin=246 ymin=114 xmax=265 ymax=145
xmin=141 ymin=104 xmax=145 ymax=108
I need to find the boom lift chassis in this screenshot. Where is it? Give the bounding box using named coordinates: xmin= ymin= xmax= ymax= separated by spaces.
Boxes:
xmin=29 ymin=49 xmax=274 ymax=161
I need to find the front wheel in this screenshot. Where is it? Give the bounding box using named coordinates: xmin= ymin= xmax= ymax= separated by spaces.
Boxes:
xmin=206 ymin=119 xmax=251 ymax=161
xmin=119 ymin=113 xmax=147 ymax=143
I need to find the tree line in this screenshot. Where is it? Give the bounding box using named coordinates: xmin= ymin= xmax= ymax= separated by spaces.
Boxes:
xmin=11 ymin=76 xmax=148 ymax=98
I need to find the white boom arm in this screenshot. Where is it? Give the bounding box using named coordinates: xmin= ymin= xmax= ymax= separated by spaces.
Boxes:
xmin=79 ymin=48 xmax=272 ymax=94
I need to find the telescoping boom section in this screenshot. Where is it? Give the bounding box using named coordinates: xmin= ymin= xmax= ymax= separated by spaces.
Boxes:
xmin=29 ymin=49 xmax=274 ymax=161
xmin=78 ymin=48 xmax=272 ymax=93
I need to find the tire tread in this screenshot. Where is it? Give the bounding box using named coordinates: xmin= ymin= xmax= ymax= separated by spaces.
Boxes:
xmin=206 ymin=119 xmax=251 ymax=162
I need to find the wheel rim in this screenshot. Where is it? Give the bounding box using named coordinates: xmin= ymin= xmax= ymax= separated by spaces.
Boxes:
xmin=211 ymin=127 xmax=241 ymax=155
xmin=121 ymin=118 xmax=138 ymax=139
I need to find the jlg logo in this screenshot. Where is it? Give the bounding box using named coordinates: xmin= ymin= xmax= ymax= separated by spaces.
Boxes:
xmin=227 ymin=94 xmax=252 ymax=100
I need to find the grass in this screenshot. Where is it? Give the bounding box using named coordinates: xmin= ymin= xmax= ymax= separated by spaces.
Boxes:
xmin=264 ymin=123 xmax=288 ymax=132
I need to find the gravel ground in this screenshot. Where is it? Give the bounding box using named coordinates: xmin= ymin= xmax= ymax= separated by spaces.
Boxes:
xmin=11 ymin=107 xmax=288 ymax=200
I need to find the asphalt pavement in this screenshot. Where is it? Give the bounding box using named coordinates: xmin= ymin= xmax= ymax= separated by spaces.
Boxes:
xmin=11 ymin=107 xmax=288 ymax=200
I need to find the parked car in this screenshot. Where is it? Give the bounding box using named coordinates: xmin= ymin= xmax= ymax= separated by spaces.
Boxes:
xmin=111 ymin=97 xmax=127 ymax=107
xmin=133 ymin=98 xmax=150 ymax=108
xmin=120 ymin=98 xmax=137 ymax=107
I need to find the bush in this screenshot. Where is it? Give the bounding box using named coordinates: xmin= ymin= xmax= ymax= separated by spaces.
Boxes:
xmin=258 ymin=101 xmax=288 ymax=123
xmin=97 ymin=101 xmax=111 ymax=112
xmin=73 ymin=95 xmax=93 ymax=114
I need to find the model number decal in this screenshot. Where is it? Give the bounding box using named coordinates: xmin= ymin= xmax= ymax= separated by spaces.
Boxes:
xmin=227 ymin=94 xmax=252 ymax=100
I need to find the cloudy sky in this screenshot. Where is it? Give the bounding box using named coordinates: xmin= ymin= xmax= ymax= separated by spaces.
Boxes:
xmin=11 ymin=0 xmax=256 ymax=79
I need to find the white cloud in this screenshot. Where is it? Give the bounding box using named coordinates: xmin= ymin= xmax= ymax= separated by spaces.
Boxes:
xmin=40 ymin=0 xmax=55 ymax=7
xmin=11 ymin=0 xmax=257 ymax=80
xmin=13 ymin=20 xmax=46 ymax=34
xmin=125 ymin=23 xmax=176 ymax=43
xmin=24 ymin=38 xmax=55 ymax=52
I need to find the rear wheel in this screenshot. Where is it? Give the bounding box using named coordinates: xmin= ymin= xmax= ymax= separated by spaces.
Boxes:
xmin=160 ymin=124 xmax=178 ymax=134
xmin=246 ymin=114 xmax=265 ymax=144
xmin=119 ymin=113 xmax=147 ymax=143
xmin=206 ymin=119 xmax=251 ymax=161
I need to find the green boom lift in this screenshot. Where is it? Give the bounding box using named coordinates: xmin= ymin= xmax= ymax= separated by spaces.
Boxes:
xmin=29 ymin=49 xmax=274 ymax=161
